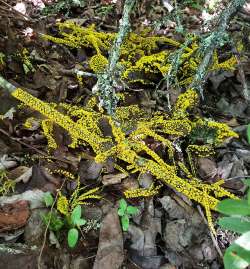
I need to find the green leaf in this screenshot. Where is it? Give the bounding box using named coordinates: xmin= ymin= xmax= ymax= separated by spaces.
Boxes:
xmin=118 ymin=199 xmax=127 ymax=216
xmin=44 ymin=192 xmax=54 ymax=207
xmin=68 ymin=228 xmax=79 ymax=248
xmin=41 ymin=212 xmax=64 ymax=232
xmin=224 ymin=245 xmax=249 ymax=269
xmin=224 ymin=231 xmax=250 ymax=269
xmin=218 ymin=217 xmax=250 ymax=234
xmin=119 ymin=199 xmax=127 ymax=211
xmin=75 ymin=218 xmax=86 ymax=227
xmin=248 ymin=190 xmax=250 ymax=206
xmin=244 ymin=179 xmax=250 ymax=188
xmin=247 ymin=124 xmax=250 ymax=144
xmin=71 ymin=205 xmax=82 ymax=225
xmin=217 ymin=199 xmax=250 ymax=216
xmin=121 ymin=215 xmax=129 ymax=231
xmin=118 ymin=208 xmax=125 ymax=217
xmin=126 ymin=206 xmax=139 ymax=216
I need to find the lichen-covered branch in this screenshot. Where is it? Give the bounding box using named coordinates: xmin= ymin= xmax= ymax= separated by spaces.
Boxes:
xmin=191 ymin=0 xmax=247 ymax=98
xmin=0 ymin=75 xmax=16 ymax=93
xmin=96 ymin=0 xmax=136 ymax=115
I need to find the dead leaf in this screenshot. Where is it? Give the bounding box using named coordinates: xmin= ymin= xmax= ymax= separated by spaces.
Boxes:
xmin=0 ymin=107 xmax=16 ymax=120
xmin=0 ymin=200 xmax=29 ymax=232
xmin=22 ymin=165 xmax=60 ymax=193
xmin=0 ymin=190 xmax=44 ymax=209
xmin=197 ymin=158 xmax=217 ymax=180
xmin=0 ymin=155 xmax=17 ymax=170
xmin=93 ymin=208 xmax=124 ymax=269
xmin=15 ymin=167 xmax=33 ymax=183
xmin=121 ymin=177 xmax=139 ymax=191
xmin=8 ymin=166 xmax=32 ymax=183
xmin=102 ymin=173 xmax=127 ymax=186
xmin=128 ymin=199 xmax=164 ymax=268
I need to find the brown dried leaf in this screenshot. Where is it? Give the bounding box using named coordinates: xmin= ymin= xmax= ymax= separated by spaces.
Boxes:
xmin=0 ymin=200 xmax=29 ymax=232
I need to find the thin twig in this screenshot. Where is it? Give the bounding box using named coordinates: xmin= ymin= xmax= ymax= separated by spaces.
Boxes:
xmin=0 ymin=0 xmax=33 ymax=22
xmin=37 ymin=178 xmax=67 ymax=269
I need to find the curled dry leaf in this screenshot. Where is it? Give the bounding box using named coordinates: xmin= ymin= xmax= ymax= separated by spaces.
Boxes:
xmin=102 ymin=173 xmax=127 ymax=186
xmin=0 ymin=200 xmax=29 ymax=232
xmin=7 ymin=166 xmax=33 ymax=183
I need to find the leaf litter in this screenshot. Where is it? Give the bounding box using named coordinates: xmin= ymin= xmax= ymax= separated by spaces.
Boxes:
xmin=0 ymin=0 xmax=250 ymax=268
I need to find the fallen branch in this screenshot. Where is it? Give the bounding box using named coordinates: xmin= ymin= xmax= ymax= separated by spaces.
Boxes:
xmin=96 ymin=0 xmax=136 ymax=115
xmin=190 ymin=0 xmax=247 ymax=98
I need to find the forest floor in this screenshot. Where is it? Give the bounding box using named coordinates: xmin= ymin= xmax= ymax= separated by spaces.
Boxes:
xmin=0 ymin=0 xmax=250 ymax=268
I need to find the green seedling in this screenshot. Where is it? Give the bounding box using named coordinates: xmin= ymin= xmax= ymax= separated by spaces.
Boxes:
xmin=42 ymin=192 xmax=87 ymax=248
xmin=67 ymin=205 xmax=86 ymax=248
xmin=44 ymin=192 xmax=54 ymax=207
xmin=118 ymin=199 xmax=139 ymax=231
xmin=217 ymin=179 xmax=250 ymax=269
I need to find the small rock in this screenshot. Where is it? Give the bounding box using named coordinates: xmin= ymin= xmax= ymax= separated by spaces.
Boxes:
xmin=188 ymin=245 xmax=204 ymax=261
xmin=158 ymin=196 xmax=187 ymax=220
xmin=164 ymin=218 xmax=205 ymax=253
xmin=201 ymin=240 xmax=217 ymax=262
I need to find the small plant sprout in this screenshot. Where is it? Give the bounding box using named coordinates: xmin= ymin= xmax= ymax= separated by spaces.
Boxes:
xmin=118 ymin=199 xmax=139 ymax=231
xmin=217 ymin=179 xmax=250 ymax=269
xmin=42 ymin=192 xmax=87 ymax=248
xmin=68 ymin=205 xmax=86 ymax=248
xmin=43 ymin=192 xmax=54 ymax=207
